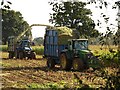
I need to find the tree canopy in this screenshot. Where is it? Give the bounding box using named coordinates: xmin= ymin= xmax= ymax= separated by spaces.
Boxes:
xmin=2 ymin=9 xmax=31 ymax=44
xmin=49 ymin=1 xmax=100 ymax=38
xmin=1 ymin=0 xmax=12 ymax=9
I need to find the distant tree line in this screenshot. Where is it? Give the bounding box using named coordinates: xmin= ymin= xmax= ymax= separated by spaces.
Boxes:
xmin=33 ymin=37 xmax=44 ymax=46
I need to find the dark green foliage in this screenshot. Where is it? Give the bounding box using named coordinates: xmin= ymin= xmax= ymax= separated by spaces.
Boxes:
xmin=114 ymin=30 xmax=120 ymax=46
xmin=105 ymin=74 xmax=120 ymax=89
xmin=33 ymin=37 xmax=44 ymax=45
xmin=96 ymin=51 xmax=120 ymax=67
xmin=99 ymin=68 xmax=120 ymax=89
xmin=2 ymin=9 xmax=31 ymax=44
xmin=98 ymin=29 xmax=118 ymax=48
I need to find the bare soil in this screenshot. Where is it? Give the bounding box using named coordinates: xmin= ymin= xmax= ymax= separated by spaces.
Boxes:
xmin=1 ymin=52 xmax=106 ymax=89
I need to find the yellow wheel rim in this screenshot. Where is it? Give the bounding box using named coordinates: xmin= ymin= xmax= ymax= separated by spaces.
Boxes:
xmin=74 ymin=62 xmax=78 ymax=70
xmin=61 ymin=54 xmax=67 ymax=68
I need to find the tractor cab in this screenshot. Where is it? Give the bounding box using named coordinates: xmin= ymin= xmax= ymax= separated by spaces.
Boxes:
xmin=67 ymin=39 xmax=90 ymax=60
xmin=68 ymin=39 xmax=89 ymax=51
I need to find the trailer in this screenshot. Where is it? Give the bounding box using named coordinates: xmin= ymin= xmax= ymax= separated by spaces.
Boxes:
xmin=44 ymin=29 xmax=69 ymax=67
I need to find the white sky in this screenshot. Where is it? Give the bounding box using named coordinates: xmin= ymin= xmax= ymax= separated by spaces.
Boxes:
xmin=9 ymin=0 xmax=53 ymax=39
xmin=86 ymin=0 xmax=118 ymax=34
xmin=5 ymin=0 xmax=119 ymax=38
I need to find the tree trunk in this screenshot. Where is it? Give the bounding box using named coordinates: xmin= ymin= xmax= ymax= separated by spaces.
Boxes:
xmin=118 ymin=27 xmax=120 ymax=60
xmin=117 ymin=4 xmax=120 ymax=60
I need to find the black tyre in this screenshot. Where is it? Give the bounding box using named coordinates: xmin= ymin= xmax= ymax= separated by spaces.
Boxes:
xmin=9 ymin=52 xmax=14 ymax=59
xmin=60 ymin=53 xmax=72 ymax=70
xmin=30 ymin=52 xmax=36 ymax=59
xmin=73 ymin=58 xmax=84 ymax=71
xmin=15 ymin=50 xmax=19 ymax=59
xmin=47 ymin=58 xmax=55 ymax=69
xmin=19 ymin=52 xmax=23 ymax=59
xmin=84 ymin=63 xmax=89 ymax=69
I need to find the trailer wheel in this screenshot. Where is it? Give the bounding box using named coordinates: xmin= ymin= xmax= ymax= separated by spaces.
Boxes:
xmin=47 ymin=58 xmax=55 ymax=69
xmin=19 ymin=52 xmax=23 ymax=59
xmin=73 ymin=58 xmax=84 ymax=71
xmin=60 ymin=53 xmax=71 ymax=70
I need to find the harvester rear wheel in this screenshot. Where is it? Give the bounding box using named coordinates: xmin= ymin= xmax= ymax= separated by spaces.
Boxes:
xmin=60 ymin=53 xmax=71 ymax=70
xmin=73 ymin=58 xmax=84 ymax=71
xmin=47 ymin=58 xmax=55 ymax=69
xmin=15 ymin=50 xmax=19 ymax=59
xmin=9 ymin=52 xmax=14 ymax=59
xmin=19 ymin=52 xmax=23 ymax=59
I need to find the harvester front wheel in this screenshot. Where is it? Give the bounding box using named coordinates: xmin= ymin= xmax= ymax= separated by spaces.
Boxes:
xmin=30 ymin=52 xmax=36 ymax=59
xmin=60 ymin=53 xmax=71 ymax=70
xmin=47 ymin=58 xmax=55 ymax=69
xmin=73 ymin=58 xmax=84 ymax=71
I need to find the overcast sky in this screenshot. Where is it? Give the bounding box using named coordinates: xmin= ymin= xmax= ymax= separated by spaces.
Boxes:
xmin=8 ymin=0 xmax=53 ymax=39
xmin=6 ymin=0 xmax=118 ymax=38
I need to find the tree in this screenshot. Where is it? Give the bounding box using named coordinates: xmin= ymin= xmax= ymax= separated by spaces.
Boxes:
xmin=86 ymin=0 xmax=120 ymax=68
xmin=49 ymin=1 xmax=99 ymax=38
xmin=87 ymin=0 xmax=119 ymax=53
xmin=2 ymin=9 xmax=31 ymax=44
xmin=33 ymin=37 xmax=44 ymax=46
xmin=1 ymin=0 xmax=12 ymax=9
xmin=113 ymin=29 xmax=120 ymax=45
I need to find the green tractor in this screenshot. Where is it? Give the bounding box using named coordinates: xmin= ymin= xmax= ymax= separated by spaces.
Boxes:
xmin=60 ymin=39 xmax=97 ymax=71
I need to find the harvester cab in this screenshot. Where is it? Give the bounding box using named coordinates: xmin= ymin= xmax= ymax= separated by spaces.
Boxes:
xmin=18 ymin=40 xmax=31 ymax=50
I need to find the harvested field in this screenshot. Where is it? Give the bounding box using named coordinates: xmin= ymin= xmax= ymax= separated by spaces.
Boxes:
xmin=0 ymin=51 xmax=119 ymax=89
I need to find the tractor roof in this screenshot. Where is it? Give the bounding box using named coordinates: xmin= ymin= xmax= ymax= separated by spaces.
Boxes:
xmin=68 ymin=39 xmax=88 ymax=41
